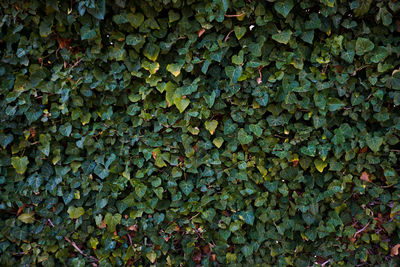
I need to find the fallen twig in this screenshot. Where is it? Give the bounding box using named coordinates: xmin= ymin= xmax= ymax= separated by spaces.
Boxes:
xmin=225 ymin=12 xmax=245 ymax=18
xmin=353 ymin=222 xmax=370 ymax=238
xmin=224 ymin=30 xmax=234 ymax=42
xmin=47 ymin=219 xmax=55 ymax=227
xmin=64 ymin=236 xmax=99 ymax=265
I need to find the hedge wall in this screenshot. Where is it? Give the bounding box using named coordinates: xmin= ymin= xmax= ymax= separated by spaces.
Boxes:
xmin=1 ymin=0 xmax=400 ymax=266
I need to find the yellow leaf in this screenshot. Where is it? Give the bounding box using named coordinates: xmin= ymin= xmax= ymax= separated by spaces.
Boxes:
xmin=314 ymin=159 xmax=327 ymax=173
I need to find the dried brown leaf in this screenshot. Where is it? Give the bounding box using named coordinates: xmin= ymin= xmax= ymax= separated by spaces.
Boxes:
xmin=390 ymin=244 xmax=400 ymax=256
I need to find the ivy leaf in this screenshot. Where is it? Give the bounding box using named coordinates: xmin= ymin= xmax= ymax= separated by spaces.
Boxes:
xmin=354 ymin=0 xmax=373 ymax=17
xmin=341 ymin=50 xmax=355 ymax=63
xmin=153 ymin=148 xmax=166 ymax=168
xmin=143 ymin=43 xmax=160 ymax=61
xmin=213 ymin=137 xmax=224 ymax=148
xmin=239 ymin=210 xmax=255 ymax=225
xmin=146 ymin=251 xmax=157 ymax=263
xmin=274 ymin=0 xmax=294 ymax=18
xmin=249 ymin=124 xmax=263 ymax=137
xmin=234 ymin=26 xmax=246 ymax=40
xmin=238 ymin=128 xmax=253 ymax=145
xmin=179 ymin=180 xmax=194 ymax=196
xmin=366 ymin=135 xmax=384 ymax=153
xmin=173 ymin=95 xmax=190 ymax=113
xmin=39 ymin=19 xmax=52 ymax=37
xmin=11 ymin=156 xmax=29 ymax=174
xmin=80 ymin=25 xmax=97 ymax=40
xmin=205 ymin=120 xmax=218 ymax=135
xmin=87 ymin=0 xmax=106 ymax=20
xmin=59 ymin=123 xmax=72 ymax=137
xmin=104 ymin=213 xmax=122 ymax=232
xmin=272 ymin=30 xmax=292 ymax=44
xmin=225 ymin=66 xmax=242 ymax=84
xmin=135 ymin=183 xmax=148 ymax=198
xmin=67 ymin=206 xmax=85 ymax=219
xmin=126 ymin=13 xmax=144 ymax=28
xmin=166 ymin=63 xmax=182 ymax=77
xmin=327 ymin=98 xmax=345 ymax=111
xmin=355 ymin=37 xmax=375 ymax=55
xmin=314 ymin=159 xmax=328 ymax=173
xmin=18 ymin=212 xmax=35 ymax=224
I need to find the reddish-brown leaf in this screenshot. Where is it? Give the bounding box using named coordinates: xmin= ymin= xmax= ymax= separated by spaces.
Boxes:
xmin=360 ymin=172 xmax=371 ymax=182
xmin=29 ymin=128 xmax=37 ymax=139
xmin=198 ymin=28 xmax=205 ymax=37
xmin=211 ymin=254 xmax=216 ymax=262
xmin=57 ymin=37 xmax=71 ymax=49
xmin=292 ymin=160 xmax=299 ymax=167
xmin=222 ymin=210 xmax=230 ymax=217
xmin=17 ymin=205 xmax=25 ymax=216
xmin=128 ymin=224 xmax=138 ymax=231
xmin=358 ymin=147 xmax=368 ymax=154
xmin=390 ymin=244 xmax=400 ymax=256
xmin=192 ymin=251 xmax=202 ymax=263
xmin=202 ymin=244 xmax=211 ymax=254
xmin=99 ymin=220 xmax=107 ymax=229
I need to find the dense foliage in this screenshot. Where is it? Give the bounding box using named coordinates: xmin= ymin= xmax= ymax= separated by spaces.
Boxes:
xmin=1 ymin=0 xmax=400 ymax=265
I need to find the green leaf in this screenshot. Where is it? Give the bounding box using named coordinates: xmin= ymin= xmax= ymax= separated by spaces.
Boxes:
xmin=355 ymin=37 xmax=375 ymax=56
xmin=126 ymin=34 xmax=144 ymax=46
xmin=39 ymin=19 xmax=52 ymax=37
xmin=341 ymin=50 xmax=355 ymax=63
xmin=143 ymin=43 xmax=160 ymax=61
xmin=327 ymin=98 xmax=345 ymax=111
xmin=59 ymin=123 xmax=72 ymax=137
xmin=232 ymin=50 xmax=244 ymax=65
xmin=146 ymin=251 xmax=157 ymax=263
xmin=249 ymin=124 xmax=263 ymax=137
xmin=274 ymin=0 xmax=294 ymax=18
xmin=126 ymin=13 xmax=144 ymax=28
xmin=104 ymin=213 xmax=122 ymax=232
xmin=301 ymin=30 xmax=314 ymax=44
xmin=166 ymin=63 xmax=182 ymax=77
xmin=11 ymin=156 xmax=29 ymax=174
xmin=173 ymin=95 xmax=190 ymax=113
xmin=239 ymin=210 xmax=255 ymax=225
xmin=135 ymin=183 xmax=148 ymax=198
xmin=238 ymin=128 xmax=253 ymax=145
xmin=234 ymin=26 xmax=246 ymax=40
xmin=205 ymin=120 xmax=218 ymax=135
xmin=225 ymin=66 xmax=242 ymax=84
xmin=87 ymin=0 xmax=106 ymax=20
xmin=80 ymin=25 xmax=97 ymax=40
xmin=272 ymin=30 xmax=292 ymax=44
xmin=179 ymin=180 xmax=194 ymax=196
xmin=241 ymin=245 xmax=254 ymax=257
xmin=18 ymin=212 xmax=35 ymax=224
xmin=354 ymin=0 xmax=373 ymax=17
xmin=67 ymin=206 xmax=85 ymax=219
xmin=213 ymin=137 xmax=224 ymax=148
xmin=320 ymin=0 xmax=335 ymax=7
xmin=366 ymin=135 xmax=384 ymax=153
